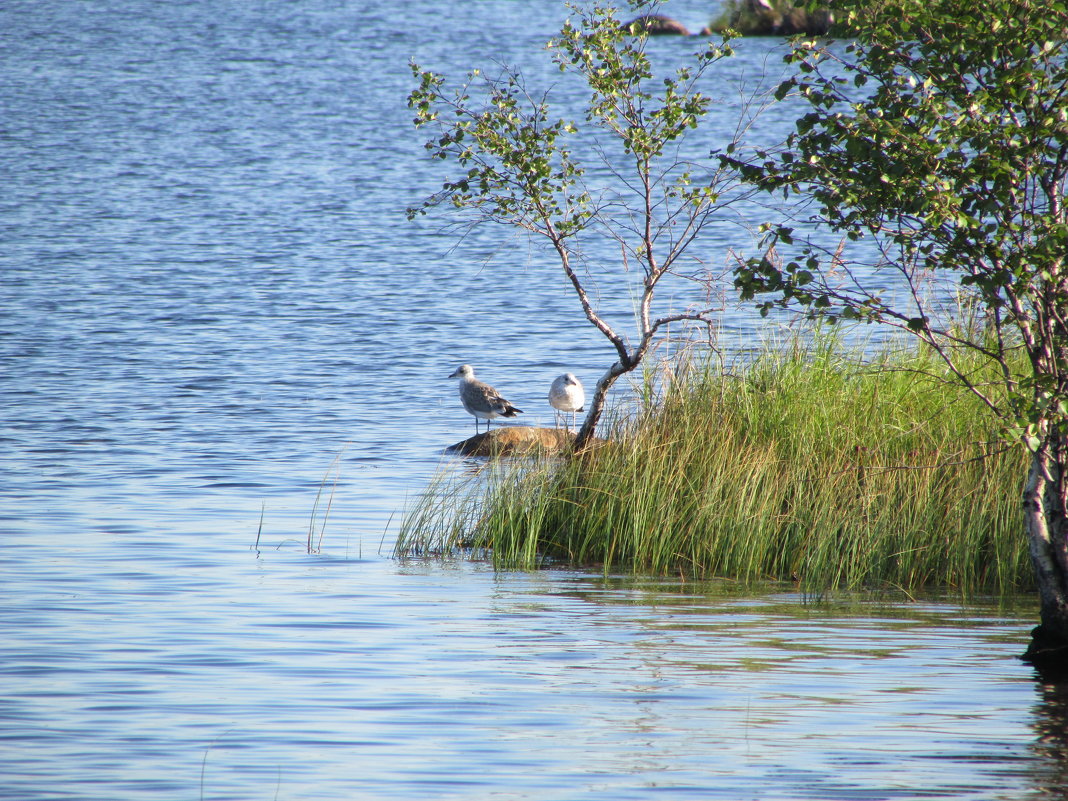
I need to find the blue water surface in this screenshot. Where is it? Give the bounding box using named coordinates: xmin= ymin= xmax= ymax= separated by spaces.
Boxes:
xmin=0 ymin=1 xmax=1061 ymax=799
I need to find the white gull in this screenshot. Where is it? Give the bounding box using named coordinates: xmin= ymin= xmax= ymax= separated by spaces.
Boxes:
xmin=548 ymin=373 xmax=585 ymax=430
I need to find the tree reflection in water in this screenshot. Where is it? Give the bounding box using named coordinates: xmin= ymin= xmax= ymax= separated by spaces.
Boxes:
xmin=1033 ymin=676 xmax=1068 ymax=796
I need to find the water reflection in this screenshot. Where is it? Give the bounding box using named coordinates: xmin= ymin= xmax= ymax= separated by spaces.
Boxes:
xmin=1033 ymin=677 xmax=1068 ymax=797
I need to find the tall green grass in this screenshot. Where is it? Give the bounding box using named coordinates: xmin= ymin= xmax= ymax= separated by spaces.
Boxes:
xmin=397 ymin=334 xmax=1029 ymax=596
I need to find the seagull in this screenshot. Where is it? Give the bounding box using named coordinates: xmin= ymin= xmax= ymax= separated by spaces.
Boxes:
xmin=448 ymin=364 xmax=522 ymax=433
xmin=548 ymin=373 xmax=585 ymax=430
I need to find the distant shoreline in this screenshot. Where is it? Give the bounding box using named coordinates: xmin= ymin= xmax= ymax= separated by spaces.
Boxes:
xmin=705 ymin=0 xmax=834 ymax=36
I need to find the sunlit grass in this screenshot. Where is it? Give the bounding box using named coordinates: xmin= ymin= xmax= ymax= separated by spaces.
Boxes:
xmin=397 ymin=332 xmax=1029 ymax=596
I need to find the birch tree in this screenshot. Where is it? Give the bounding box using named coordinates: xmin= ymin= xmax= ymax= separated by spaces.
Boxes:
xmin=408 ymin=0 xmax=747 ymax=450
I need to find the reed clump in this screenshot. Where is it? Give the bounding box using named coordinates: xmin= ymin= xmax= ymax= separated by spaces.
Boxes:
xmin=398 ymin=335 xmax=1028 ymax=596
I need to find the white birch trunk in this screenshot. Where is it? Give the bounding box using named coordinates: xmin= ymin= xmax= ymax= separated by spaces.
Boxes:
xmin=1022 ymin=445 xmax=1068 ymax=671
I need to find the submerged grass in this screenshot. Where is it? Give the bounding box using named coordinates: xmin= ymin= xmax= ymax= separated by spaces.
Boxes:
xmin=397 ymin=333 xmax=1029 ymax=596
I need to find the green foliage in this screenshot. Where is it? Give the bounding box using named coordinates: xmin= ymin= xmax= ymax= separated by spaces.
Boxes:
xmin=398 ymin=333 xmax=1028 ymax=596
xmin=407 ymin=1 xmax=734 ymax=237
xmin=408 ymin=63 xmax=592 ymax=237
xmin=552 ymin=4 xmax=721 ymax=159
xmin=725 ymin=0 xmax=1068 ymax=449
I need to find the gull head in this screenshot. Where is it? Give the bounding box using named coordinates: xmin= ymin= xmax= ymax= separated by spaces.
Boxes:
xmin=449 ymin=364 xmax=475 ymax=380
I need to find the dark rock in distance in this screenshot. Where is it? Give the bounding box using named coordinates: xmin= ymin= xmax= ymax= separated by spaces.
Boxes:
xmin=622 ymin=14 xmax=691 ymax=35
xmin=706 ymin=1 xmax=834 ymax=36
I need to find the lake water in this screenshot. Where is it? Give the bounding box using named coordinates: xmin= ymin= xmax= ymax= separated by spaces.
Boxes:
xmin=1 ymin=1 xmax=1064 ymax=798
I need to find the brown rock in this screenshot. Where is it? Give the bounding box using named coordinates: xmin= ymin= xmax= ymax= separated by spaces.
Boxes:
xmin=622 ymin=14 xmax=691 ymax=36
xmin=447 ymin=426 xmax=577 ymax=457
